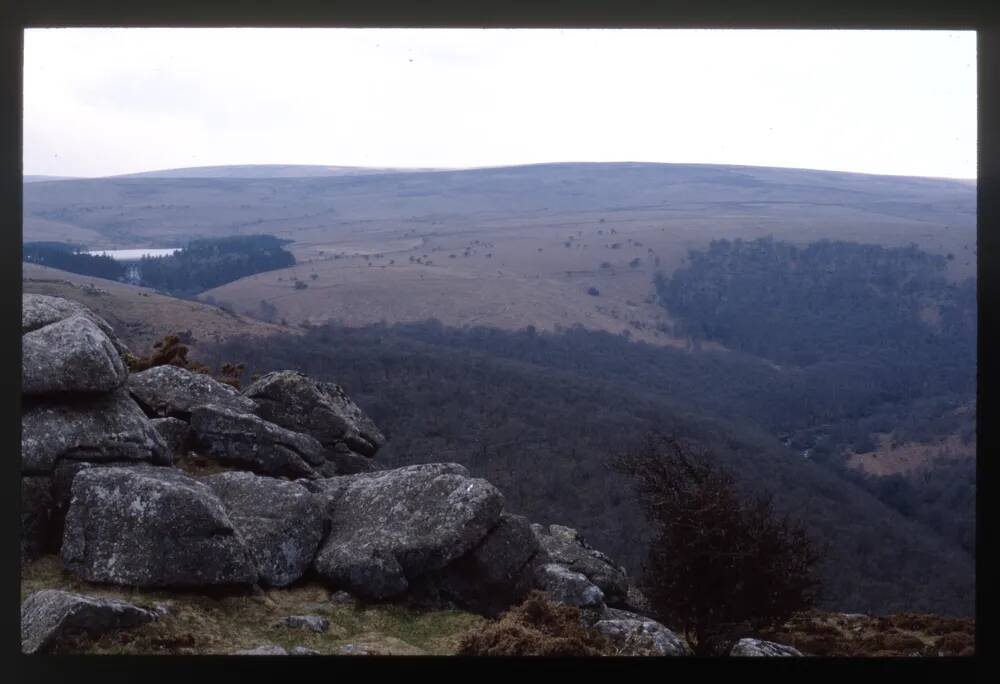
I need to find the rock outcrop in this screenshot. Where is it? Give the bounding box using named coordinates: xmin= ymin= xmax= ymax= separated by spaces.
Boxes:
xmin=150 ymin=417 xmax=191 ymax=457
xmin=202 ymin=471 xmax=326 ymax=587
xmin=243 ymin=370 xmax=386 ymax=459
xmin=19 ymin=295 xmax=691 ymax=654
xmin=22 ymin=293 xmax=128 ymax=356
xmin=23 ymin=315 xmax=129 ymax=395
xmin=189 ymin=404 xmax=325 ymax=479
xmin=21 ymin=589 xmax=157 ymax=654
xmin=418 ymin=512 xmax=541 ymax=616
xmin=729 ymin=638 xmax=804 ymax=657
xmin=308 ymin=464 xmax=504 ymax=599
xmin=61 ymin=466 xmax=258 ymax=587
xmin=531 ymin=524 xmax=629 ymax=608
xmin=22 ymin=392 xmax=169 ymax=474
xmin=593 ymin=613 xmax=692 ymax=656
xmin=129 ymin=365 xmax=257 ymax=419
xmin=20 ymin=295 xmax=169 ymax=562
xmin=533 ymin=563 xmax=606 ymax=610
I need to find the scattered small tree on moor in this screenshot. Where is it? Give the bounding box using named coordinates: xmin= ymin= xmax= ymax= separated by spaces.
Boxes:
xmin=612 ymin=434 xmax=824 ymax=655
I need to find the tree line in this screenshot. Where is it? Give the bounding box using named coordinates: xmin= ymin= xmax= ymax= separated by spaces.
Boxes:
xmin=138 ymin=234 xmax=295 ymax=296
xmin=23 ymin=242 xmax=125 ymax=281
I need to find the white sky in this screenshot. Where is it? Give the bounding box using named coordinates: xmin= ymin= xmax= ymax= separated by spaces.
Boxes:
xmin=23 ymin=28 xmax=977 ymax=179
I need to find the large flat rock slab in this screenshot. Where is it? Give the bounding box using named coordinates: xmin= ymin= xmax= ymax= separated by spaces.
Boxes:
xmin=202 ymin=471 xmax=326 ymax=587
xmin=21 ymin=589 xmax=157 ymax=654
xmin=309 ymin=463 xmax=504 ymax=600
xmin=419 ymin=512 xmax=540 ymax=616
xmin=61 ymin=466 xmax=258 ymax=587
xmin=21 ymin=392 xmax=169 ymax=475
xmin=129 ymin=365 xmax=258 ymax=419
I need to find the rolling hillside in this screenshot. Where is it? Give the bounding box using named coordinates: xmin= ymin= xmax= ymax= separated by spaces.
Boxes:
xmin=22 ymin=162 xmax=976 ymax=343
xmin=22 ymin=262 xmax=296 ymax=355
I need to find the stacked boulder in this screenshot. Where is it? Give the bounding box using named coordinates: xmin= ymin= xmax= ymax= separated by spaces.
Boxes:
xmin=242 ymin=370 xmax=387 ymax=475
xmin=21 ymin=294 xmax=169 ymax=561
xmin=127 ymin=367 xmax=385 ymax=479
xmin=22 ymin=294 xmax=697 ymax=655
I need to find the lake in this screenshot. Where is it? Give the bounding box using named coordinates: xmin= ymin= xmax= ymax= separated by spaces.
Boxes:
xmin=86 ymin=248 xmax=180 ymax=260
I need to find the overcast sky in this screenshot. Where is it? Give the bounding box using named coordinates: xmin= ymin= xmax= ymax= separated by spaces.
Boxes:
xmin=23 ymin=28 xmax=976 ymax=179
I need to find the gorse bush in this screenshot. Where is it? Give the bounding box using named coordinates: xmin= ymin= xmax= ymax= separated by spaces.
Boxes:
xmin=457 ymin=591 xmax=613 ymax=656
xmin=126 ymin=334 xmax=246 ymax=389
xmin=613 ymin=434 xmax=824 ymax=655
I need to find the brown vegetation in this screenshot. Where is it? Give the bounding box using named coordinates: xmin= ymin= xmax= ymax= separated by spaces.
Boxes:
xmin=764 ymin=610 xmax=975 ymax=657
xmin=126 ymin=334 xmax=245 ymax=389
xmin=457 ymin=591 xmax=614 ymax=656
xmin=613 ymin=434 xmax=824 ymax=655
xmin=22 ymin=556 xmax=484 ymax=655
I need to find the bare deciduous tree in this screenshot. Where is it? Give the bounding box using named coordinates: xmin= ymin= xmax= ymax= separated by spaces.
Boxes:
xmin=612 ymin=433 xmax=824 ymax=655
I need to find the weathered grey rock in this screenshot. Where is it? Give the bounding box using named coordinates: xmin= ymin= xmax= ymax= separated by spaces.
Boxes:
xmin=21 ymin=476 xmax=56 ymax=561
xmin=21 ymin=392 xmax=170 ymax=475
xmin=311 ymin=463 xmax=504 ymax=600
xmin=289 ymin=646 xmax=321 ymax=656
xmin=129 ymin=365 xmax=257 ymax=419
xmin=730 ymin=638 xmax=804 ymax=657
xmin=51 ymin=460 xmax=145 ymax=510
xmin=243 ymin=370 xmax=385 ymax=459
xmin=152 ymin=601 xmax=175 ymax=618
xmin=22 ymin=294 xmax=129 ymax=356
xmin=277 ymin=615 xmax=329 ymax=633
xmin=330 ymin=590 xmax=355 ymax=605
xmin=23 ymin=315 xmax=129 ymax=396
xmin=531 ymin=523 xmax=629 ymax=607
xmin=315 ymin=446 xmax=377 ymax=476
xmin=594 ymin=614 xmax=693 ymax=656
xmin=21 ymin=589 xmax=157 ymax=654
xmin=233 ymin=644 xmax=288 ymax=655
xmin=534 ymin=563 xmax=605 ymax=609
xmin=61 ymin=466 xmax=258 ymax=587
xmin=42 ymin=461 xmax=152 ymax=556
xmin=602 ymin=607 xmax=643 ymax=621
xmin=201 ymin=471 xmax=325 ymax=587
xmin=622 ymin=585 xmax=654 ymax=616
xmin=421 ymin=513 xmax=540 ymax=616
xmin=189 ymin=404 xmax=325 ymax=479
xmin=339 ymin=644 xmax=370 ymax=655
xmin=150 ymin=417 xmax=189 ymax=458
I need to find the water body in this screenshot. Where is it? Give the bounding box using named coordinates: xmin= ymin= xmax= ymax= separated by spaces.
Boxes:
xmin=86 ymin=248 xmax=179 ymax=260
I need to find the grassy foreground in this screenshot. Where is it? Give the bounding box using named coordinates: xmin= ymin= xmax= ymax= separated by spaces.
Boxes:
xmin=21 ymin=556 xmax=486 ymax=655
xmin=22 ymin=556 xmax=975 ymax=656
